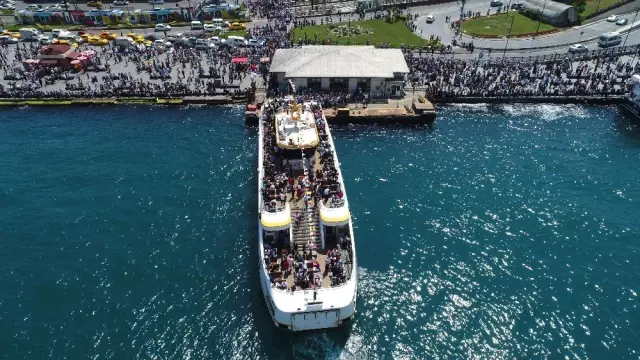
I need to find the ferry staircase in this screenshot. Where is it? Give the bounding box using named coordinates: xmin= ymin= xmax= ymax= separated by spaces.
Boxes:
xmin=290 ymin=150 xmax=322 ymax=252
xmin=290 ymin=206 xmax=321 ymax=252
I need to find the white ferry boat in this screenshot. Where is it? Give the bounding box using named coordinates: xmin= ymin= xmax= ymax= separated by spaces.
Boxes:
xmin=621 ymin=74 xmax=640 ymax=121
xmin=257 ymin=96 xmax=357 ymax=331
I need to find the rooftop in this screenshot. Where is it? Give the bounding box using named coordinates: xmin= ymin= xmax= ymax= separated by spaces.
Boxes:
xmin=270 ymin=46 xmax=410 ymax=78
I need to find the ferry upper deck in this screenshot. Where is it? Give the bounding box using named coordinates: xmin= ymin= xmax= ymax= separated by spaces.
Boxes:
xmin=274 ymin=102 xmax=320 ymax=150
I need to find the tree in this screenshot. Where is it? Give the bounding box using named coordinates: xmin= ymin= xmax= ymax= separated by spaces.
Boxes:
xmin=571 ymin=0 xmax=586 ymax=13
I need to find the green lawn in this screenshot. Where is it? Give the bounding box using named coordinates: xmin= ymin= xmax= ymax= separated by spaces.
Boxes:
xmin=582 ymin=0 xmax=625 ymax=18
xmin=461 ymin=12 xmax=557 ymax=37
xmin=290 ymin=19 xmax=439 ymax=47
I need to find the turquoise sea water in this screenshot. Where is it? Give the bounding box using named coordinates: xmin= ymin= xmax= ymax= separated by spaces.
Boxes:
xmin=0 ymin=104 xmax=639 ymax=359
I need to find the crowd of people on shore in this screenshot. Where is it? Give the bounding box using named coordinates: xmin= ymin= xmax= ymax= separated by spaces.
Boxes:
xmin=406 ymin=53 xmax=637 ymax=99
xmin=0 ymin=0 xmax=295 ymax=100
xmin=1 ymin=0 xmax=639 ymax=101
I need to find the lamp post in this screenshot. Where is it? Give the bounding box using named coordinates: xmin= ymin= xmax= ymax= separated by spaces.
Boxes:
xmin=529 ymin=35 xmax=534 ymax=54
xmin=534 ymin=0 xmax=549 ymax=36
xmin=622 ymin=6 xmax=640 ymax=48
xmin=502 ymin=13 xmax=515 ymax=62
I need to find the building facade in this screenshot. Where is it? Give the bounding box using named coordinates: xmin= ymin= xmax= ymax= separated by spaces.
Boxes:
xmin=269 ymin=46 xmax=409 ymax=98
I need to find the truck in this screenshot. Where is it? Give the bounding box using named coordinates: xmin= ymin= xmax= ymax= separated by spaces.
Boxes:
xmin=19 ymin=28 xmax=44 ymax=42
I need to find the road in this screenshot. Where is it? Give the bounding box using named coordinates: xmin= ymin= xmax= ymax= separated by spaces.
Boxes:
xmin=4 ymin=0 xmax=243 ymax=12
xmin=411 ymin=0 xmax=640 ymax=49
xmin=4 ymin=0 xmax=640 ymax=57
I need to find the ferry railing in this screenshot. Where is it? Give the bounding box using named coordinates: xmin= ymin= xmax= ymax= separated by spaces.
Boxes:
xmin=261 ymin=202 xmax=288 ymax=213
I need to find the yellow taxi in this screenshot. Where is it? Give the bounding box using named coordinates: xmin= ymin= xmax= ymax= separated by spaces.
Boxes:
xmin=87 ymin=0 xmax=102 ymax=7
xmin=2 ymin=31 xmax=20 ymax=39
xmin=52 ymin=39 xmax=71 ymax=45
xmin=80 ymin=33 xmax=91 ymax=42
xmin=99 ymin=31 xmax=117 ymax=40
xmin=228 ymin=22 xmax=246 ymax=31
xmin=88 ymin=36 xmax=108 ymax=46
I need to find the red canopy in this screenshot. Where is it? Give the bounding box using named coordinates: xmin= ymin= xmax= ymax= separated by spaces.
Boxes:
xmin=232 ymin=57 xmax=248 ymax=64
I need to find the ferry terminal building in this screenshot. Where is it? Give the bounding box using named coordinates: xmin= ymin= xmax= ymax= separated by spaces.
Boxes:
xmin=269 ymin=46 xmax=410 ymax=98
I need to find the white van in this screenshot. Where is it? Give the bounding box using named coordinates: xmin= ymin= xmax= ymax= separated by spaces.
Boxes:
xmin=115 ymin=36 xmax=135 ymax=47
xmin=57 ymin=33 xmax=78 ymax=43
xmin=190 ymin=20 xmax=203 ymax=30
xmin=598 ymin=32 xmax=622 ymax=47
xmin=51 ymin=28 xmax=64 ymax=37
xmin=226 ymin=35 xmax=247 ymax=47
xmin=210 ymin=18 xmax=229 ymax=28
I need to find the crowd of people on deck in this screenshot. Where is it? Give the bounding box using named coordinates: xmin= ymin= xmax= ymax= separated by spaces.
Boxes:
xmin=406 ymin=53 xmax=638 ymax=99
xmin=260 ymin=99 xmax=345 ymax=213
xmin=260 ymin=98 xmax=351 ymax=291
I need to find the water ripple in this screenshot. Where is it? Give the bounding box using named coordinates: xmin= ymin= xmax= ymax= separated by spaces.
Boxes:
xmin=0 ymin=105 xmax=639 ymax=359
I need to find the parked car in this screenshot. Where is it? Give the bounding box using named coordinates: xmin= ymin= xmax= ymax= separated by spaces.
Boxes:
xmin=99 ymin=31 xmax=117 ymax=40
xmin=209 ymin=36 xmax=224 ymax=45
xmin=616 ymin=18 xmax=628 ymax=25
xmin=511 ymin=2 xmax=523 ymax=9
xmin=0 ymin=35 xmax=19 ymax=44
xmin=25 ymin=5 xmax=40 ymax=10
xmin=195 ymin=38 xmax=216 ymax=50
xmin=204 ymin=24 xmax=222 ymax=32
xmin=153 ymin=39 xmax=172 ymax=48
xmin=425 ymin=14 xmax=435 ymax=23
xmin=155 ymin=23 xmax=171 ymax=32
xmin=568 ymin=44 xmax=588 ymax=53
xmin=606 ymin=15 xmax=618 ymax=22
xmin=226 ymin=35 xmax=247 ymax=47
xmin=51 ymin=28 xmax=64 ymax=37
xmin=113 ymin=0 xmax=129 ymax=5
xmin=228 ymin=22 xmax=246 ymax=30
xmin=148 ymin=0 xmax=164 ymax=4
xmin=490 ymin=0 xmax=502 ymax=6
xmin=247 ymin=38 xmax=264 ymax=47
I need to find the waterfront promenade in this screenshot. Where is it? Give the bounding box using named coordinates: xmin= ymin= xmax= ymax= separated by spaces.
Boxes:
xmin=0 ymin=0 xmax=637 ymax=104
xmin=0 ymin=42 xmax=263 ymax=100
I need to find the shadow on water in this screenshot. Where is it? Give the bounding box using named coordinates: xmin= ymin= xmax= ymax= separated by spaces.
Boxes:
xmin=614 ymin=111 xmax=640 ymax=144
